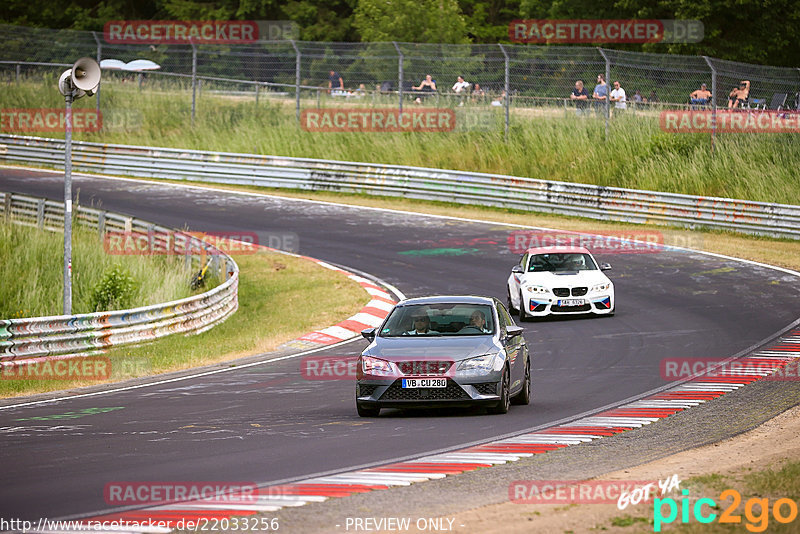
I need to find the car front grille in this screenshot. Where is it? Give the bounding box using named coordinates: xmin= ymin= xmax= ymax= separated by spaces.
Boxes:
xmin=357 ymin=384 xmax=378 ymax=397
xmin=571 ymin=287 xmax=588 ymax=296
xmin=551 ymin=304 xmax=592 ymax=313
xmin=396 ymin=361 xmax=452 ymax=376
xmin=473 ymin=382 xmax=498 ymax=395
xmin=379 ymin=380 xmax=470 ymax=401
xmin=553 ymin=288 xmax=570 ymax=297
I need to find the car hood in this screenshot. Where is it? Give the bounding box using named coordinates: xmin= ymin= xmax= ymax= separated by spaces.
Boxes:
xmin=519 ymin=270 xmax=610 ymax=286
xmin=365 ymin=336 xmax=498 ymax=362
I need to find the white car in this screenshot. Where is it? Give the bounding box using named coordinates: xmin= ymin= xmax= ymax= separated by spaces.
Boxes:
xmin=507 ymin=246 xmax=614 ymax=321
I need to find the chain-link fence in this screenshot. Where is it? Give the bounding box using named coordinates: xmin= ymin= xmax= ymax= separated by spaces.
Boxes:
xmin=1 ymin=23 xmax=799 ymax=142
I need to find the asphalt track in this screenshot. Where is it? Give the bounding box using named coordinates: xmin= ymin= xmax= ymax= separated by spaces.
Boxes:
xmin=2 ymin=167 xmax=800 ymax=523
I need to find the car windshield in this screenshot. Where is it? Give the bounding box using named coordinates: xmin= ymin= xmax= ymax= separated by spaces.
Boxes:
xmin=528 ymin=253 xmax=598 ymax=272
xmin=379 ymin=304 xmax=496 ymax=337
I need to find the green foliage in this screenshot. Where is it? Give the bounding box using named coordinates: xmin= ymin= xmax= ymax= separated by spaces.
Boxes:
xmin=353 ymin=0 xmax=471 ymax=43
xmin=89 ymin=265 xmax=137 ymax=311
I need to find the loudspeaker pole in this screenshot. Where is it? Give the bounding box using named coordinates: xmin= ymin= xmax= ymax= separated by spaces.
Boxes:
xmin=57 ymin=58 xmax=101 ymax=315
xmin=63 ymin=88 xmax=73 ymax=315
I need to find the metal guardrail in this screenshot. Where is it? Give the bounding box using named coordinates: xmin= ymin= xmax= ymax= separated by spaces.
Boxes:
xmin=1 ymin=134 xmax=798 ymax=239
xmin=0 ymin=190 xmax=239 ymax=363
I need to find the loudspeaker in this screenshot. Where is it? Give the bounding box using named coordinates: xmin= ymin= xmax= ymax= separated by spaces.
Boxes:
xmin=57 ymin=58 xmax=101 ymax=98
xmin=71 ymin=57 xmax=101 ymax=96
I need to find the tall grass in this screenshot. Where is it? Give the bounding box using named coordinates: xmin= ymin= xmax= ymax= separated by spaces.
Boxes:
xmin=0 ymin=220 xmax=198 ymax=318
xmin=2 ymin=75 xmax=799 ymax=204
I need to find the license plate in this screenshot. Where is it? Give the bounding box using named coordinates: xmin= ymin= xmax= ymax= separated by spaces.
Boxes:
xmin=402 ymin=378 xmax=447 ymax=388
xmin=557 ymin=299 xmax=586 ymax=306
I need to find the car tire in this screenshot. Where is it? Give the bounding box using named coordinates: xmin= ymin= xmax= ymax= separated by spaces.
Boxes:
xmin=511 ymin=357 xmax=531 ymax=406
xmin=356 ymin=402 xmax=380 ymax=417
xmin=487 ymin=366 xmax=510 ymax=414
xmin=507 ymin=288 xmax=516 ymax=313
xmin=518 ymin=292 xmax=528 ymax=322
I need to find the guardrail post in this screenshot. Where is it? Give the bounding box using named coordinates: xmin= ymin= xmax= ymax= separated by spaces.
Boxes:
xmin=92 ymin=31 xmax=102 ymax=123
xmin=4 ymin=192 xmax=11 ymax=221
xmin=392 ymin=42 xmax=403 ymax=113
xmin=499 ymin=44 xmax=510 ymax=142
xmin=37 ymin=198 xmax=45 ymax=229
xmin=191 ymin=43 xmax=198 ymax=126
xmin=703 ymin=56 xmax=717 ymax=155
xmin=597 ymin=48 xmax=610 ymax=141
xmin=290 ymin=40 xmax=301 ymax=124
xmin=97 ymin=211 xmax=105 ymax=240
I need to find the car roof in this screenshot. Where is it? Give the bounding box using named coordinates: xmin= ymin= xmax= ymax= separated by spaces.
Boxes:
xmin=396 ymin=295 xmax=496 ymax=306
xmin=525 ymin=246 xmax=592 ymax=255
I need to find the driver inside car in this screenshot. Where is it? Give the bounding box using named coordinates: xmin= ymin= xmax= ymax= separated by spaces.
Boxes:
xmin=405 ymin=314 xmax=439 ymax=335
xmin=460 ymin=310 xmax=491 ymax=333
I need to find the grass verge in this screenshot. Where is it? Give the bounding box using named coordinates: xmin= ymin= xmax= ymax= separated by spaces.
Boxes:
xmin=0 ymin=220 xmax=201 ymax=317
xmin=2 ymin=77 xmax=800 ymax=204
xmin=0 ymin=249 xmax=369 ymax=398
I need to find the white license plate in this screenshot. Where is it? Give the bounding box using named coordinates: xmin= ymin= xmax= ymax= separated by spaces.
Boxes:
xmin=557 ymin=299 xmax=586 ymax=307
xmin=402 ymin=378 xmax=447 ymax=388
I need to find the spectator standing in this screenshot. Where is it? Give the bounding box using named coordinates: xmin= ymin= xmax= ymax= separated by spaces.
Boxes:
xmin=610 ymin=80 xmax=627 ymax=114
xmin=632 ymin=90 xmax=643 ymax=103
xmin=592 ymin=74 xmax=608 ymax=114
xmin=570 ymin=80 xmax=589 ymax=115
xmin=328 ymin=70 xmax=344 ymax=93
xmin=648 ymin=91 xmax=659 ymax=103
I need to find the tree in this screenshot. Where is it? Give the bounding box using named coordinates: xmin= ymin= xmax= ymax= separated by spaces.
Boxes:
xmin=354 ymin=0 xmax=470 ymax=44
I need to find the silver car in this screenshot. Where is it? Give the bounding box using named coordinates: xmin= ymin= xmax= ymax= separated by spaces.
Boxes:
xmin=356 ymin=295 xmax=531 ymax=417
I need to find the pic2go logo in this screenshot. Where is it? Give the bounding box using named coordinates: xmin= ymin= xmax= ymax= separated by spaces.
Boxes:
xmin=654 ymin=489 xmax=799 ymax=532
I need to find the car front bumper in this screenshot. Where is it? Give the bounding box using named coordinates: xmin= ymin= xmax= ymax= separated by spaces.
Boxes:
xmin=356 ymin=377 xmax=502 ymax=409
xmin=523 ymin=294 xmax=614 ymax=315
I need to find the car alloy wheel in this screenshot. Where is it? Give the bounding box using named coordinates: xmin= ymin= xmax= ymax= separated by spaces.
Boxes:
xmin=511 ymin=357 xmax=530 ymax=405
xmin=488 ymin=366 xmax=510 ymax=414
xmin=518 ymin=291 xmax=528 ymax=322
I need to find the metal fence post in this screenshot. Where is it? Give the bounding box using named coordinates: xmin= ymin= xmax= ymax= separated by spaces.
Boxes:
xmin=703 ymin=56 xmax=717 ymax=155
xmin=92 ymin=31 xmax=102 ymax=121
xmin=3 ymin=193 xmax=11 ymax=221
xmin=290 ymin=40 xmax=301 ymax=123
xmin=393 ymin=42 xmax=403 ymax=113
xmin=15 ymin=63 xmax=20 ymax=84
xmin=191 ymin=43 xmax=197 ymax=126
xmin=598 ymin=48 xmax=610 ymax=141
xmin=499 ymin=44 xmax=510 ymax=142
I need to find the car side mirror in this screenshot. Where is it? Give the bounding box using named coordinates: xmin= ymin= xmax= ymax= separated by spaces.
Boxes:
xmin=361 ymin=328 xmax=376 ymax=342
xmin=600 ymin=263 xmax=612 ymax=271
xmin=511 ymin=265 xmax=524 ymax=273
xmin=505 ymin=325 xmax=524 ymax=338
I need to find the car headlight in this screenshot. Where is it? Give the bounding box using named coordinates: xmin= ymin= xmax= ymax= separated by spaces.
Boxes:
xmin=591 ymin=282 xmax=612 ymax=292
xmin=524 ymin=285 xmax=549 ymax=294
xmin=456 ymin=353 xmax=503 ymax=376
xmin=361 ymin=356 xmax=395 ymax=376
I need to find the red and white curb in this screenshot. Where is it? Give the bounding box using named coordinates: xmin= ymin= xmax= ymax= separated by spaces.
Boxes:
xmin=279 ymin=258 xmax=396 ymax=350
xmin=50 ymin=329 xmax=800 ymax=533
